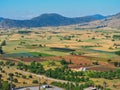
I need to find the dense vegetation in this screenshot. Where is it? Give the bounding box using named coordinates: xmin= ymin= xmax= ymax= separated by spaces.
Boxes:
xmin=45 ymin=67 xmax=89 ymax=82
xmin=86 ymin=69 xmax=120 ymax=80
xmin=1 ymin=60 xmax=120 ymax=81
xmin=0 ymin=81 xmax=10 ymax=90
xmin=0 ymin=58 xmax=119 ymax=90
xmin=17 ymin=61 xmax=89 ymax=82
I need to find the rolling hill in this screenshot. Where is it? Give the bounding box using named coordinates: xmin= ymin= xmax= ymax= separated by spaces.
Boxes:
xmin=87 ymin=12 xmax=120 ymax=29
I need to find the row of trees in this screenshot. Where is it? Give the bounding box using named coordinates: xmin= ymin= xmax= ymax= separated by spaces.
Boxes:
xmin=16 ymin=61 xmax=88 ymax=83
xmin=86 ymin=69 xmax=120 ymax=80
xmin=17 ymin=61 xmax=45 ymax=74
xmin=2 ymin=60 xmax=120 ymax=81
xmin=1 ymin=60 xmax=119 ymax=90
xmin=45 ymin=67 xmax=89 ymax=82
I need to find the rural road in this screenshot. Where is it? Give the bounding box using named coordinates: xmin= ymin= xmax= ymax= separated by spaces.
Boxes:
xmin=16 ymin=85 xmax=64 ymax=90
xmin=15 ymin=69 xmax=67 ymax=90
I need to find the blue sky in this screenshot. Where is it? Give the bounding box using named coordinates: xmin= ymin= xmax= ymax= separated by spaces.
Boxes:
xmin=0 ymin=0 xmax=120 ymax=19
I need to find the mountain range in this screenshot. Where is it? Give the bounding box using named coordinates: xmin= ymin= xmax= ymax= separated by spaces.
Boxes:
xmin=0 ymin=13 xmax=106 ymax=28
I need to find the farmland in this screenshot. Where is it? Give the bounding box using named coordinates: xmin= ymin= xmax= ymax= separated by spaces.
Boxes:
xmin=0 ymin=26 xmax=120 ymax=90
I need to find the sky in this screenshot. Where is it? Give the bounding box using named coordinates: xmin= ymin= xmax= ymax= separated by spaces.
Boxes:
xmin=0 ymin=0 xmax=120 ymax=20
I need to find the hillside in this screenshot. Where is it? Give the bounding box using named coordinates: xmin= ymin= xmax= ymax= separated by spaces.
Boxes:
xmin=0 ymin=13 xmax=106 ymax=28
xmin=87 ymin=12 xmax=120 ymax=29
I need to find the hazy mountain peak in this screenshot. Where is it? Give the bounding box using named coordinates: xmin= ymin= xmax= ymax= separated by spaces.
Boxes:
xmin=31 ymin=13 xmax=67 ymax=20
xmin=0 ymin=17 xmax=4 ymax=21
xmin=89 ymin=14 xmax=106 ymax=19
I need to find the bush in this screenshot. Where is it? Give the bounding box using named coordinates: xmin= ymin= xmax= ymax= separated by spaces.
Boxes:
xmin=22 ymin=75 xmax=26 ymax=79
xmin=60 ymin=59 xmax=68 ymax=65
xmin=0 ymin=61 xmax=4 ymax=65
xmin=0 ymin=81 xmax=10 ymax=90
xmin=92 ymin=61 xmax=99 ymax=65
xmin=32 ymin=80 xmax=38 ymax=84
xmin=0 ymin=46 xmax=3 ymax=54
xmin=13 ymin=78 xmax=18 ymax=83
xmin=28 ymin=75 xmax=32 ymax=78
xmin=1 ymin=40 xmax=6 ymax=46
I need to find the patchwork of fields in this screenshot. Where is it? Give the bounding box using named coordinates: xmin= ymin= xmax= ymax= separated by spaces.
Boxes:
xmin=0 ymin=26 xmax=120 ymax=89
xmin=0 ymin=27 xmax=120 ymax=70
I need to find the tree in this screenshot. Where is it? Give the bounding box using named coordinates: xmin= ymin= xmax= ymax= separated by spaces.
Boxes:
xmin=92 ymin=61 xmax=99 ymax=65
xmin=29 ymin=61 xmax=45 ymax=74
xmin=0 ymin=61 xmax=4 ymax=65
xmin=28 ymin=75 xmax=32 ymax=78
xmin=107 ymin=59 xmax=111 ymax=63
xmin=1 ymin=40 xmax=6 ymax=46
xmin=0 ymin=46 xmax=3 ymax=54
xmin=32 ymin=80 xmax=38 ymax=84
xmin=60 ymin=59 xmax=68 ymax=65
xmin=114 ymin=62 xmax=118 ymax=67
xmin=0 ymin=74 xmax=2 ymax=88
xmin=13 ymin=78 xmax=18 ymax=83
xmin=0 ymin=81 xmax=10 ymax=90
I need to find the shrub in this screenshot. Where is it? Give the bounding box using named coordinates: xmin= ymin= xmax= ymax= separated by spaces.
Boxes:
xmin=32 ymin=80 xmax=38 ymax=84
xmin=13 ymin=78 xmax=18 ymax=83
xmin=28 ymin=75 xmax=32 ymax=78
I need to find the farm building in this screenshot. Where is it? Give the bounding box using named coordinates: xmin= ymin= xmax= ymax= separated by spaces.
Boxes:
xmin=71 ymin=67 xmax=87 ymax=71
